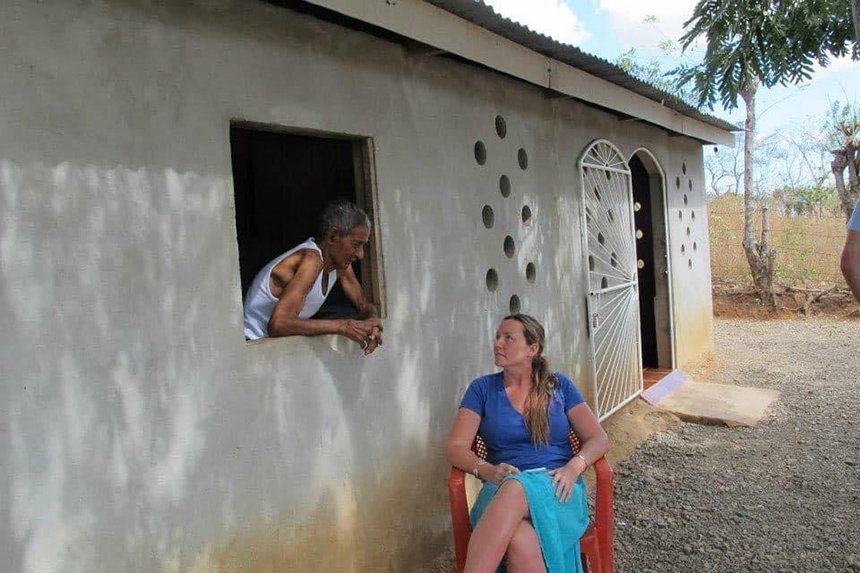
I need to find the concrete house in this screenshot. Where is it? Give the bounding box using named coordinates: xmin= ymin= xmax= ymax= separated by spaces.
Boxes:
xmin=0 ymin=0 xmax=734 ymax=571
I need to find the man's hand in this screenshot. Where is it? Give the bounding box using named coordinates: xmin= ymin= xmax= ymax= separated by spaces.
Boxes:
xmin=342 ymin=318 xmax=384 ymax=355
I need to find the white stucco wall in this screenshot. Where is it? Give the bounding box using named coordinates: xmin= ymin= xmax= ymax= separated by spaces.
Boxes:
xmin=0 ymin=1 xmax=715 ymax=571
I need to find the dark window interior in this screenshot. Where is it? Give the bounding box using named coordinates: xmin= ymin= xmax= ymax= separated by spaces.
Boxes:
xmin=230 ymin=125 xmax=367 ymax=317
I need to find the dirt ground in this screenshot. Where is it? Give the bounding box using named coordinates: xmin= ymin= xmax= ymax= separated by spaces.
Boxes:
xmin=712 ymin=281 xmax=860 ymax=321
xmin=615 ymin=318 xmax=860 ymax=572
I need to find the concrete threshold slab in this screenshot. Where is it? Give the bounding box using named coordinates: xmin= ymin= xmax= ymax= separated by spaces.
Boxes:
xmin=641 ymin=371 xmax=780 ymax=427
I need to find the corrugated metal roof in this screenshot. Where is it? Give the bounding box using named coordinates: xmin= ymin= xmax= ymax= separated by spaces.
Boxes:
xmin=424 ymin=0 xmax=737 ymax=133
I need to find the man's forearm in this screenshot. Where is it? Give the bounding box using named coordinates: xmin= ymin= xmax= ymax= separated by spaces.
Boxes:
xmin=357 ymin=302 xmax=378 ymax=319
xmin=268 ymin=316 xmax=346 ymax=338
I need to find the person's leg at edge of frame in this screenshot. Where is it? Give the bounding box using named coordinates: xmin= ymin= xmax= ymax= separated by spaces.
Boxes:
xmin=506 ymin=519 xmax=547 ymax=573
xmin=464 ymin=480 xmax=542 ymax=573
xmin=841 ymin=230 xmax=860 ymax=302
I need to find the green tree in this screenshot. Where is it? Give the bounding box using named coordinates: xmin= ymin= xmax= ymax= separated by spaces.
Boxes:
xmin=677 ymin=0 xmax=858 ymax=111
xmin=677 ymin=0 xmax=859 ymax=302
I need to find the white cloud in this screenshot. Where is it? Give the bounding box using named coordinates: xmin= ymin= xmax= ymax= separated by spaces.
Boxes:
xmin=815 ymin=55 xmax=860 ymax=75
xmin=483 ymin=0 xmax=589 ymax=46
xmin=596 ymin=0 xmax=699 ymax=56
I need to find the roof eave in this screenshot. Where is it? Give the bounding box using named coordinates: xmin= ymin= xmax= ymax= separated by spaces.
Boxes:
xmin=292 ymin=0 xmax=736 ymax=145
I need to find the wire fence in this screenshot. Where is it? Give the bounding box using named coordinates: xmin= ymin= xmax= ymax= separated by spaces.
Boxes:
xmin=708 ymin=196 xmax=849 ymax=288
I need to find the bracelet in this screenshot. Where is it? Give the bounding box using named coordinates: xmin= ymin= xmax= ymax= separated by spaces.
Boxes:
xmin=472 ymin=459 xmax=489 ymax=478
xmin=576 ymin=453 xmax=588 ymax=467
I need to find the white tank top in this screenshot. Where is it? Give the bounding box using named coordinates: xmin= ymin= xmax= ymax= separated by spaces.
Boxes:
xmin=243 ymin=238 xmax=337 ymax=339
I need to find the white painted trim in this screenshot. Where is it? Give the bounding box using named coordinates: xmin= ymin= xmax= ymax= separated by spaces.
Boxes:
xmin=300 ymin=0 xmax=735 ymax=145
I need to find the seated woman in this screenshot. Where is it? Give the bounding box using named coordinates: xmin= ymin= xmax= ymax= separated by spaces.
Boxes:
xmin=446 ymin=314 xmax=609 ymax=573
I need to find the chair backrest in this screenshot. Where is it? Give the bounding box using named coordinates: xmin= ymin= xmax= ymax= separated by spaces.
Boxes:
xmin=472 ymin=429 xmax=582 ymax=459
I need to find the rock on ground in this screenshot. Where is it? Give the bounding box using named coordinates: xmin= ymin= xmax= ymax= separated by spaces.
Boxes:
xmin=615 ymin=318 xmax=860 ymax=573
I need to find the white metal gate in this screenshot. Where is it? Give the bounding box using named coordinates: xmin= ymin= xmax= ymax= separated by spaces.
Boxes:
xmin=578 ymin=140 xmax=643 ymax=419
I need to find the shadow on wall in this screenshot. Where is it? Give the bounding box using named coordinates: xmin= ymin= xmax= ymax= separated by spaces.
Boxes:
xmin=1 ymin=159 xmax=239 ymax=573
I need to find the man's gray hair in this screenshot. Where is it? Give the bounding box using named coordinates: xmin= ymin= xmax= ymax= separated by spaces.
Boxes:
xmin=318 ymin=200 xmax=371 ymax=238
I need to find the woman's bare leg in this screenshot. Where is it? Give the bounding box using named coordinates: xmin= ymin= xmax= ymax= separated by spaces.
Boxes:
xmin=464 ymin=481 xmax=530 ymax=573
xmin=506 ymin=520 xmax=546 ymax=573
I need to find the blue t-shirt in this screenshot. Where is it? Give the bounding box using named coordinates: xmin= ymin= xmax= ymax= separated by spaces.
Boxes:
xmin=460 ymin=372 xmax=585 ymax=471
xmin=849 ymin=200 xmax=860 ymax=232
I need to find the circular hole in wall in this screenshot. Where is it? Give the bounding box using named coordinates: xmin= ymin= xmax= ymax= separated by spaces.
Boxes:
xmin=689 ymin=179 xmax=693 ymax=191
xmin=597 ymin=233 xmax=605 ymax=245
xmin=521 ymin=205 xmax=532 ymax=223
xmin=676 ymin=176 xmax=681 ymax=189
xmin=607 ymin=208 xmax=614 ymax=223
xmin=594 ymin=187 xmax=602 ymax=202
xmin=681 ymin=244 xmax=686 ymax=254
xmin=486 ymin=269 xmax=499 ymax=292
xmin=678 ymin=210 xmax=683 ymax=220
xmin=482 ymin=205 xmax=494 ymax=229
xmin=474 ymin=141 xmax=487 ymax=165
xmin=601 ymin=277 xmax=608 ymax=289
xmin=693 ymin=241 xmax=698 ymax=251
xmin=504 ymin=235 xmax=516 ymax=258
xmin=683 ymin=194 xmax=688 ymax=206
xmin=585 ymin=207 xmax=593 ymax=224
xmin=605 ymin=171 xmax=612 ymax=181
xmin=518 ymin=148 xmax=529 ymax=170
xmin=691 ymin=211 xmax=696 ymax=221
xmin=682 ymin=162 xmax=687 ymax=175
xmin=495 ymin=115 xmax=507 ymax=139
xmin=588 ymin=255 xmax=595 ymax=271
xmin=688 ymin=259 xmax=693 ymax=269
xmin=610 ymin=253 xmax=618 ymax=268
xmin=499 ymin=175 xmax=511 ymax=198
xmin=526 ymin=262 xmax=536 ymax=283
xmin=509 ymin=294 xmax=521 ymax=314
xmin=686 ymin=227 xmax=691 ymax=236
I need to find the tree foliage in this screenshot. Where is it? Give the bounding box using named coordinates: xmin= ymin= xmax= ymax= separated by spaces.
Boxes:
xmin=676 ymin=0 xmax=858 ymax=110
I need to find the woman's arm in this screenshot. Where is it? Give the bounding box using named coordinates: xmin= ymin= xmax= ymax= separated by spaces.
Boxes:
xmin=567 ymin=402 xmax=609 ymax=469
xmin=548 ymin=403 xmax=609 ymax=501
xmin=446 ymin=408 xmax=518 ymax=484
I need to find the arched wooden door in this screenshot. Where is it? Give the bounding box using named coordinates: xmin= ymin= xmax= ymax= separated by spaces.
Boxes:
xmin=578 ymin=140 xmax=643 ymax=419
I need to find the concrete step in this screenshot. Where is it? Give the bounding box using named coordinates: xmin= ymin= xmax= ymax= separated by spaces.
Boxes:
xmin=641 ymin=370 xmax=780 ymax=427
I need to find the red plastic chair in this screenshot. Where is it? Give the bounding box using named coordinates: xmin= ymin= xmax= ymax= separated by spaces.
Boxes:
xmin=447 ymin=431 xmax=615 ymax=573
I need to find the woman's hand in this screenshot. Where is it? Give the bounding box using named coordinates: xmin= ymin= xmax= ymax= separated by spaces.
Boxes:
xmin=482 ymin=462 xmax=520 ymax=485
xmin=548 ymin=459 xmax=585 ymax=502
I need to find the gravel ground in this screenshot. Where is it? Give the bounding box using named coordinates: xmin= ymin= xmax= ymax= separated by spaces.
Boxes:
xmin=615 ymin=318 xmax=860 ymax=573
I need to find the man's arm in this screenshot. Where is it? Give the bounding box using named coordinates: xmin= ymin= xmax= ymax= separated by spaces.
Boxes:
xmin=339 ymin=266 xmax=383 ymax=354
xmin=267 ymin=253 xmax=377 ymax=344
xmin=338 ymin=265 xmax=378 ymax=318
xmin=841 ymin=230 xmax=860 ymax=302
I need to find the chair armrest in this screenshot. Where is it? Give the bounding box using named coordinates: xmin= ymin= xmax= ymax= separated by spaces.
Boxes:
xmin=591 ymin=457 xmax=615 ymax=572
xmin=448 ymin=467 xmax=472 ymax=573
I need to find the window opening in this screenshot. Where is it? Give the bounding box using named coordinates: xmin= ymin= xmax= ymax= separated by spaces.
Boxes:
xmin=230 ymin=123 xmax=384 ymax=331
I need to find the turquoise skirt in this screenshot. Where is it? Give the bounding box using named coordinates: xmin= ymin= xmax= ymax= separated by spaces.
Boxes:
xmin=470 ymin=470 xmax=589 ymax=573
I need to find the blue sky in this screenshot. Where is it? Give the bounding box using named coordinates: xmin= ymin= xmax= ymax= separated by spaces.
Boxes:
xmin=483 ymin=0 xmax=860 ymax=137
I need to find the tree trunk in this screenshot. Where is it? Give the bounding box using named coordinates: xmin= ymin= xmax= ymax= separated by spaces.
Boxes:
xmin=831 ymin=147 xmax=858 ymax=222
xmin=853 ymin=0 xmax=860 ymax=44
xmin=740 ymin=81 xmax=777 ymax=307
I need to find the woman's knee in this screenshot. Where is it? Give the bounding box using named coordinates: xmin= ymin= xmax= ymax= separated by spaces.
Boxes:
xmin=495 ymin=479 xmax=528 ymax=512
